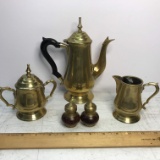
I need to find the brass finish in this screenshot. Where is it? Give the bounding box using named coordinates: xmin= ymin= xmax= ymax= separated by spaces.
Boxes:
xmin=113 ymin=75 xmax=159 ymax=124
xmin=81 ymin=101 xmax=99 ymax=127
xmin=0 ymin=64 xmax=57 ymax=121
xmin=40 ymin=17 xmax=114 ymax=104
xmin=62 ymin=101 xmax=80 ymax=128
xmin=66 ymin=17 xmax=92 ymax=44
xmin=64 ymin=91 xmax=94 ymax=104
xmin=1 ymin=131 xmax=160 ymax=149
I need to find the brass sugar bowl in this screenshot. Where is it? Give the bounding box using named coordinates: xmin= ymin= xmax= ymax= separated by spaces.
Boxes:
xmin=0 ymin=64 xmax=57 ymax=121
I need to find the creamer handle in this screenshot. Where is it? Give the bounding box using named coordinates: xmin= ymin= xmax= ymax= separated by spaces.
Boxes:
xmin=142 ymin=82 xmax=159 ymax=109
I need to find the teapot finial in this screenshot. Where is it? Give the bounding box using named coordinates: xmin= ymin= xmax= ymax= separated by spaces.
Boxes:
xmin=26 ymin=64 xmax=31 ymax=77
xmin=78 ymin=17 xmax=82 ymax=32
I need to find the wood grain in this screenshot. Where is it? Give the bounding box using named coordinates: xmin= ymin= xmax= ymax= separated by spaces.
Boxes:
xmin=0 ymin=131 xmax=160 ymax=149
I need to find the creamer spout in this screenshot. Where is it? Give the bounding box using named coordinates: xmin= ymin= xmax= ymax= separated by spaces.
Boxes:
xmin=112 ymin=75 xmax=122 ymax=93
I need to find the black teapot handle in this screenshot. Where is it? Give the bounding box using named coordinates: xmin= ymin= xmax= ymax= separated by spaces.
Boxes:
xmin=40 ymin=37 xmax=62 ymax=79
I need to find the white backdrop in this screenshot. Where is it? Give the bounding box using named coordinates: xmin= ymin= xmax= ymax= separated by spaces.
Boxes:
xmin=0 ymin=0 xmax=160 ymax=93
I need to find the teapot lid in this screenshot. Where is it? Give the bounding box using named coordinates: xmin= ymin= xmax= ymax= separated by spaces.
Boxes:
xmin=66 ymin=17 xmax=92 ymax=44
xmin=15 ymin=64 xmax=43 ymax=89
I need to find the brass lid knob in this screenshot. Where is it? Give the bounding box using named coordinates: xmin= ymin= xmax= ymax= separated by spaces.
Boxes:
xmin=26 ymin=64 xmax=31 ymax=77
xmin=77 ymin=17 xmax=82 ymax=33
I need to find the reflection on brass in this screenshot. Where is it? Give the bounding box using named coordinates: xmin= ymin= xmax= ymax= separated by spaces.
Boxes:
xmin=81 ymin=101 xmax=99 ymax=127
xmin=41 ymin=17 xmax=114 ymax=104
xmin=113 ymin=75 xmax=159 ymax=124
xmin=0 ymin=64 xmax=57 ymax=121
xmin=61 ymin=101 xmax=80 ymax=128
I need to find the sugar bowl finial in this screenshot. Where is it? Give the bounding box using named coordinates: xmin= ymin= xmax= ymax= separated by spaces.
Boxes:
xmin=26 ymin=64 xmax=31 ymax=77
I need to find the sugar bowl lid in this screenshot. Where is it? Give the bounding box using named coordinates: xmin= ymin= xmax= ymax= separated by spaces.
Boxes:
xmin=15 ymin=64 xmax=43 ymax=89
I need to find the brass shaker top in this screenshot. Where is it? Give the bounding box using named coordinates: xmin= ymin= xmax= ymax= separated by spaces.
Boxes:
xmin=66 ymin=17 xmax=92 ymax=44
xmin=15 ymin=64 xmax=43 ymax=89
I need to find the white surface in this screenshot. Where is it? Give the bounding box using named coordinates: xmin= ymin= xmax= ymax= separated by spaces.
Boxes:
xmin=0 ymin=91 xmax=160 ymax=160
xmin=0 ymin=0 xmax=160 ymax=92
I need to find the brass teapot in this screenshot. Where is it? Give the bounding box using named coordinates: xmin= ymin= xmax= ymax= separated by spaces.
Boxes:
xmin=0 ymin=64 xmax=57 ymax=121
xmin=41 ymin=17 xmax=114 ymax=104
xmin=113 ymin=75 xmax=159 ymax=123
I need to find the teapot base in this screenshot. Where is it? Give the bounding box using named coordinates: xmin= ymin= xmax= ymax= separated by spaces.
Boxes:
xmin=64 ymin=91 xmax=94 ymax=104
xmin=16 ymin=108 xmax=47 ymax=121
xmin=113 ymin=110 xmax=140 ymax=124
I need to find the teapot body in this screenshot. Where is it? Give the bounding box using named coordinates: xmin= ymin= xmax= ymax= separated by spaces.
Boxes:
xmin=63 ymin=43 xmax=94 ymax=103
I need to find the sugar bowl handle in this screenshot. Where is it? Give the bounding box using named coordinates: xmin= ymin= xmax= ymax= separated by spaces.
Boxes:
xmin=142 ymin=82 xmax=159 ymax=109
xmin=44 ymin=80 xmax=57 ymax=100
xmin=0 ymin=87 xmax=16 ymax=108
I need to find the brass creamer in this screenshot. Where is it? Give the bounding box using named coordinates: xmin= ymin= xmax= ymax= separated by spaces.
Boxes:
xmin=113 ymin=75 xmax=159 ymax=123
xmin=0 ymin=64 xmax=57 ymax=121
xmin=41 ymin=17 xmax=114 ymax=104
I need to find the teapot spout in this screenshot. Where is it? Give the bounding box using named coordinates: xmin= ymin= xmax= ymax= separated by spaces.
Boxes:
xmin=93 ymin=37 xmax=114 ymax=79
xmin=113 ymin=75 xmax=122 ymax=93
